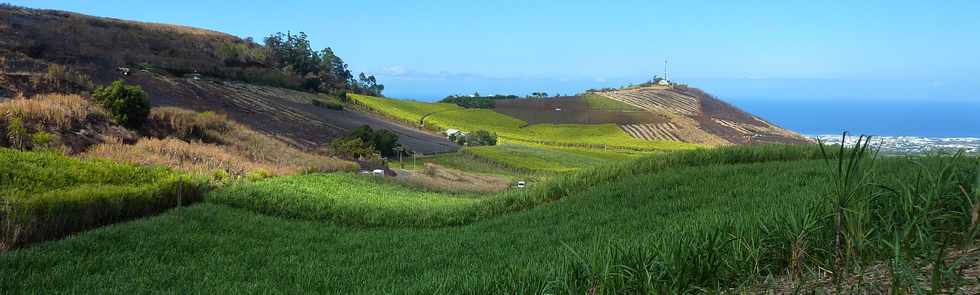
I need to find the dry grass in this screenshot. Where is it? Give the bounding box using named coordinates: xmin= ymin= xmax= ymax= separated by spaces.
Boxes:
xmin=392 ymin=163 xmax=511 ymax=194
xmin=93 ymin=107 xmax=357 ymax=178
xmin=83 ymin=138 xmax=291 ymax=177
xmin=0 ymin=94 xmax=105 ymax=129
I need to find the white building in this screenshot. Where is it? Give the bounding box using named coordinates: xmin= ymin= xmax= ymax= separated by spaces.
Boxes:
xmin=445 ymin=128 xmax=466 ymax=139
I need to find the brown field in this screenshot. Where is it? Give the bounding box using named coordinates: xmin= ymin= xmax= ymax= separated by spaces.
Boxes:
xmin=391 ymin=163 xmax=511 ymax=194
xmin=493 ymin=96 xmax=665 ymax=125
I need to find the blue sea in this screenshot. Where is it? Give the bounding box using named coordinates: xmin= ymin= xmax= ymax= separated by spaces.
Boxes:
xmin=728 ymin=99 xmax=980 ymax=138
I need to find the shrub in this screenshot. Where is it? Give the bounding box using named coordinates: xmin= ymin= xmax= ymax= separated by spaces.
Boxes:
xmin=348 ymin=125 xmax=400 ymax=157
xmin=464 ymin=130 xmax=497 ymax=146
xmin=91 ymin=80 xmax=150 ymax=130
xmin=29 ymin=131 xmax=57 ymax=150
xmin=5 ymin=116 xmax=28 ymax=149
xmin=311 ymin=98 xmax=343 ymax=110
xmin=326 ymin=137 xmax=378 ymax=160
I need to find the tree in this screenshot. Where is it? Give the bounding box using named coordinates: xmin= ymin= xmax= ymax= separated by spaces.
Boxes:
xmin=319 ymin=47 xmax=352 ymax=92
xmin=327 ymin=137 xmax=377 ymax=160
xmin=354 ymin=73 xmax=384 ymax=96
xmin=349 ymin=125 xmax=400 ymax=157
xmin=264 ymin=32 xmax=320 ymax=76
xmin=91 ymin=80 xmax=150 ymax=130
xmin=464 ymin=130 xmax=497 ymax=146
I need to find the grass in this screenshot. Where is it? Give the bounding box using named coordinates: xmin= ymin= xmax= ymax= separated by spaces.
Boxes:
xmin=0 ymin=148 xmax=207 ymax=249
xmin=3 ymin=146 xmax=974 ymax=293
xmin=206 ymin=173 xmax=482 ymax=226
xmin=461 ymin=144 xmax=644 ymax=173
xmin=423 ymin=108 xmax=527 ymax=130
xmin=348 ymin=93 xmax=461 ymax=125
xmin=583 ymin=92 xmax=640 ymax=111
xmin=0 ymin=94 xmax=102 ymax=130
xmin=201 ymin=145 xmax=826 ymax=228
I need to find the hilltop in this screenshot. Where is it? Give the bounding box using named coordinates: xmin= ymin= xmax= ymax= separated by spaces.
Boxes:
xmin=593 ymin=85 xmax=811 ymax=145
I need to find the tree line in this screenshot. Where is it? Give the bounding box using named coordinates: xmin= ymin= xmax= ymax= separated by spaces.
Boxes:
xmin=219 ymin=31 xmax=384 ymax=97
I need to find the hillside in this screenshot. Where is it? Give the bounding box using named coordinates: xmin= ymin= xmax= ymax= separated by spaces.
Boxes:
xmin=0 ymin=4 xmax=457 ymax=154
xmin=595 ymin=86 xmax=811 ymax=145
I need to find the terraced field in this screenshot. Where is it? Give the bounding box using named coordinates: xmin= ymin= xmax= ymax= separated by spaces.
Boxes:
xmin=620 ymin=122 xmax=681 ymax=141
xmin=593 ymin=87 xmax=812 ymax=145
xmin=600 ymin=88 xmax=701 ymax=116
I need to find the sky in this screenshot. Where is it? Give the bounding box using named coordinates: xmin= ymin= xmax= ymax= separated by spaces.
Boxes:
xmin=10 ymin=0 xmax=980 ymax=136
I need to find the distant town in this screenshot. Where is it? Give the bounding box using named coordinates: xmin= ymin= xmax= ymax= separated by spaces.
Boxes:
xmin=811 ymin=134 xmax=980 ymax=154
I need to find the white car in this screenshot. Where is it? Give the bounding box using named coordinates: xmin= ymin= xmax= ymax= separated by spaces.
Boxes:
xmin=516 ymin=181 xmax=526 ymax=188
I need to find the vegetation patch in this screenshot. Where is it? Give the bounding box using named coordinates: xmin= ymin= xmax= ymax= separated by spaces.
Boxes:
xmin=206 ymin=173 xmax=481 ymax=227
xmin=0 ymin=94 xmax=135 ymax=153
xmin=461 ymin=144 xmax=642 ymax=173
xmin=355 ymin=98 xmax=700 ymax=151
xmin=208 ymin=145 xmax=826 ymax=228
xmin=89 ymin=107 xmax=356 ymax=179
xmin=0 ymin=148 xmax=207 ymax=250
xmin=392 ymin=163 xmax=512 ymax=194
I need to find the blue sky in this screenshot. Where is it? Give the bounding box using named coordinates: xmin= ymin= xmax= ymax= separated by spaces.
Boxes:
xmin=10 ymin=0 xmax=980 ymax=136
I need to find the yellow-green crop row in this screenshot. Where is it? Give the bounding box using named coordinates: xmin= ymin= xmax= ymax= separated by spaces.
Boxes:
xmin=351 ymin=94 xmax=701 ymax=151
xmin=348 ymin=93 xmax=462 ymax=125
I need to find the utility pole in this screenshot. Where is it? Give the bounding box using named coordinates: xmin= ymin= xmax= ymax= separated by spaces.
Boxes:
xmin=394 ymin=146 xmax=405 ymax=168
xmin=664 ymin=58 xmax=669 ymax=82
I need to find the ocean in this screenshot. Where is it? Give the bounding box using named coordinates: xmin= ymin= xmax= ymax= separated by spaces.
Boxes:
xmin=728 ymin=98 xmax=980 ymax=138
